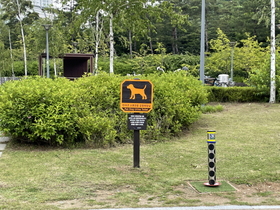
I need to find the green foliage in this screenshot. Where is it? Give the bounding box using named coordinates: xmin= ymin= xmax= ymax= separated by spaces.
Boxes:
xmin=98 ymin=53 xmax=200 ymax=76
xmin=129 ymin=54 xmax=165 ymax=75
xmin=0 ymin=77 xmax=80 ymax=145
xmin=13 ymin=60 xmax=39 ymax=76
xmin=0 ymin=41 xmax=11 ymax=76
xmin=73 ymin=73 xmax=126 ymax=146
xmin=0 ymin=73 xmax=208 ymax=147
xmin=0 ymin=0 xmax=278 ymax=74
xmin=246 ymin=61 xmax=271 ymax=91
xmin=206 ymin=87 xmax=269 ymax=102
xmin=158 ymin=53 xmax=200 ymax=73
xmin=201 ymin=104 xmax=223 ymax=113
xmin=206 ymin=29 xmax=269 ymax=80
xmin=143 ymin=72 xmax=208 ymax=139
xmin=115 ymin=60 xmax=132 ymax=75
xmin=98 ymin=58 xmax=134 ymax=75
xmin=205 ymin=29 xmax=231 ymax=77
xmin=246 ymin=52 xmax=280 ymax=102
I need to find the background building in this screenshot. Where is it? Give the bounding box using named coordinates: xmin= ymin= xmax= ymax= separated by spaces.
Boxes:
xmin=32 ymin=0 xmax=54 ymax=18
xmin=32 ymin=0 xmax=53 ymax=8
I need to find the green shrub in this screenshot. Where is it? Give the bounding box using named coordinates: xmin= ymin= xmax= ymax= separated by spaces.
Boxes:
xmin=206 ymin=86 xmax=269 ymax=102
xmin=114 ymin=58 xmax=134 ymax=75
xmin=161 ymin=53 xmax=200 ymax=71
xmin=97 ymin=58 xmax=134 ymax=75
xmin=0 ymin=77 xmax=80 ymax=145
xmin=98 ymin=54 xmax=200 ymax=76
xmin=142 ymin=71 xmax=208 ymax=139
xmin=201 ymin=104 xmax=223 ymax=113
xmin=73 ymin=73 xmax=128 ymax=145
xmin=0 ymin=72 xmax=208 ymax=147
xmin=13 ymin=61 xmax=39 ymax=76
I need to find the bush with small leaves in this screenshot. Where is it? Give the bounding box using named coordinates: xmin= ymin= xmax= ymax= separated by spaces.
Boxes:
xmin=0 ymin=73 xmax=208 ymax=147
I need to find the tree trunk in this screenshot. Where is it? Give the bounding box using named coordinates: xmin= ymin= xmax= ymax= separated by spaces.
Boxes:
xmin=109 ymin=13 xmax=114 ymax=74
xmin=8 ymin=29 xmax=14 ymax=77
xmin=129 ymin=30 xmax=132 ymax=59
xmin=175 ymin=28 xmax=179 ymax=54
xmin=172 ymin=28 xmax=175 ymax=54
xmin=270 ymin=0 xmax=276 ymax=103
xmin=94 ymin=9 xmax=102 ymax=73
xmin=148 ymin=28 xmax=153 ymax=54
xmin=172 ymin=27 xmax=179 ymax=54
xmin=16 ymin=0 xmax=27 ymax=76
xmin=20 ymin=20 xmax=27 ymax=76
xmin=54 ymin=58 xmax=57 ymax=76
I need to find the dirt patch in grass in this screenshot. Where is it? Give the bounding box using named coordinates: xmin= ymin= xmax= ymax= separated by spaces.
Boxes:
xmin=170 ymin=181 xmax=280 ymax=206
xmin=231 ymin=182 xmax=280 ymax=205
xmin=45 ymin=182 xmax=280 ymax=209
xmin=4 ymin=103 xmax=280 ymax=209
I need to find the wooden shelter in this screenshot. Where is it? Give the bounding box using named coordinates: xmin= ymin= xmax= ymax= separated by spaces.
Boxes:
xmin=39 ymin=53 xmax=94 ymax=79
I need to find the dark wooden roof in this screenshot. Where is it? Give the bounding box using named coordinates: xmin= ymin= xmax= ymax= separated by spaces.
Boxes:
xmin=39 ymin=53 xmax=94 ymax=59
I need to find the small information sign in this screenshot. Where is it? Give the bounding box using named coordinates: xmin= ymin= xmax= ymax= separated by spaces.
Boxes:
xmin=127 ymin=114 xmax=147 ymax=130
xmin=120 ymin=79 xmax=153 ymax=113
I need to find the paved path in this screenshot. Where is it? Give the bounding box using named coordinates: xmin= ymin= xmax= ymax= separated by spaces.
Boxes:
xmin=94 ymin=206 xmax=280 ymax=210
xmin=0 ymin=136 xmax=10 ymax=157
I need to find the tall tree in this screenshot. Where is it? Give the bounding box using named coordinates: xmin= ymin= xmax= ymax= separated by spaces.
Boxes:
xmin=0 ymin=0 xmax=36 ymax=76
xmin=94 ymin=9 xmax=104 ymax=72
xmin=270 ymin=0 xmax=276 ymax=103
xmin=239 ymin=0 xmax=277 ymax=102
xmin=152 ymin=1 xmax=189 ymax=54
xmin=78 ymin=0 xmax=160 ymax=73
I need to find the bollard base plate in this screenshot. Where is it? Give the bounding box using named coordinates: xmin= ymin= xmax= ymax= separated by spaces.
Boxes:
xmin=203 ymin=182 xmax=221 ymax=187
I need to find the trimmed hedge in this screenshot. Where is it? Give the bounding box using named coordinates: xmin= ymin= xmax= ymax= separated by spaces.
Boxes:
xmin=206 ymin=86 xmax=270 ymax=102
xmin=0 ymin=72 xmax=208 ymax=147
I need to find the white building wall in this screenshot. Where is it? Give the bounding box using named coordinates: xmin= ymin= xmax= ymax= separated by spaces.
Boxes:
xmin=32 ymin=0 xmax=54 ymax=18
xmin=32 ymin=0 xmax=53 ymax=8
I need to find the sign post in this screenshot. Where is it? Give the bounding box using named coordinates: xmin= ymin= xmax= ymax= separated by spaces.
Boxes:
xmin=133 ymin=130 xmax=140 ymax=168
xmin=120 ymin=79 xmax=153 ymax=168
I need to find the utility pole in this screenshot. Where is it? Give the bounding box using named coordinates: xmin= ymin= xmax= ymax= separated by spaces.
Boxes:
xmin=199 ymin=0 xmax=205 ymax=84
xmin=42 ymin=24 xmax=52 ymax=78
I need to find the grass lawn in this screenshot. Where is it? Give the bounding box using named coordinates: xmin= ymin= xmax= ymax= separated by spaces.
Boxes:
xmin=0 ymin=103 xmax=280 ymax=209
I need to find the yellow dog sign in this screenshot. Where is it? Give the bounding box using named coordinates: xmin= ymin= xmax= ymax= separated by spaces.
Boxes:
xmin=120 ymin=79 xmax=153 ymax=113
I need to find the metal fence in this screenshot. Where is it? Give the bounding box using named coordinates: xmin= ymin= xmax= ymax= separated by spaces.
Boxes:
xmin=0 ymin=77 xmax=21 ymax=85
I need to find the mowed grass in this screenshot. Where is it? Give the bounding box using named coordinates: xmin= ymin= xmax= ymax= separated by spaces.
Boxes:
xmin=0 ymin=103 xmax=280 ymax=209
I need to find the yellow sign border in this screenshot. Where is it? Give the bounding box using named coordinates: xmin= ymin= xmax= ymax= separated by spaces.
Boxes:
xmin=120 ymin=79 xmax=153 ymax=113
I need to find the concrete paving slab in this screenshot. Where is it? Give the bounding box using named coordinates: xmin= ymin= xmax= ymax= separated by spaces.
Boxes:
xmin=0 ymin=144 xmax=6 ymax=150
xmin=0 ymin=137 xmax=10 ymax=143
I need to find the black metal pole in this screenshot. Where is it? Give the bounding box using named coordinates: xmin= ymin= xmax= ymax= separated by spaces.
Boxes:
xmin=133 ymin=130 xmax=140 ymax=168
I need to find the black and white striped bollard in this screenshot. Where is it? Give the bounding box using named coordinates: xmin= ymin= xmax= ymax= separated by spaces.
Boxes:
xmin=204 ymin=130 xmax=221 ymax=187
